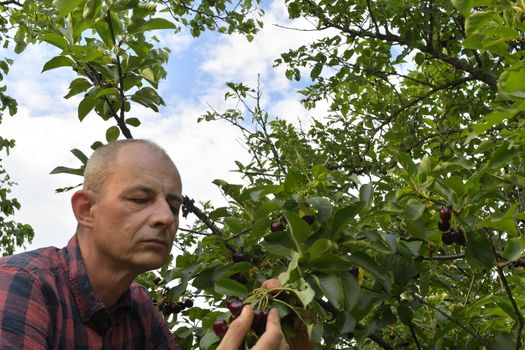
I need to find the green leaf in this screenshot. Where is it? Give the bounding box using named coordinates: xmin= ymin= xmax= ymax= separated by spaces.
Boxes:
xmin=78 ymin=95 xmax=97 ymax=121
xmin=49 ymin=166 xmax=84 ymax=176
xmin=348 ymin=251 xmax=392 ymax=291
xmin=307 ymin=253 xmax=353 ymax=273
xmin=70 ymin=148 xmax=88 ymax=164
xmin=65 ymin=78 xmax=92 ymax=99
xmin=306 ymin=197 xmax=332 ymax=221
xmin=318 ymin=273 xmax=343 ymax=308
xmin=310 ymin=63 xmax=323 ymax=80
xmin=502 ymin=237 xmax=524 ymax=262
xmin=307 ymin=238 xmax=333 ymax=258
xmin=332 ymin=202 xmax=365 ymax=237
xmin=130 ymin=87 xmax=164 ymax=112
xmin=261 ymin=231 xmax=294 ymax=257
xmin=341 ymin=271 xmax=360 ymax=312
xmin=143 ymin=18 xmax=178 ymax=30
xmin=359 ymin=184 xmax=373 ymax=209
xmin=214 ymin=278 xmax=248 ymax=297
xmin=397 ymin=302 xmax=413 ymax=325
xmin=105 ymin=126 xmax=120 ymax=142
xmin=53 ymin=0 xmax=85 ymax=17
xmin=283 ymin=211 xmax=313 ymax=252
xmin=405 ymin=199 xmax=426 ymax=221
xmin=39 ymin=32 xmax=69 ymax=49
xmin=125 ymin=117 xmax=141 ymax=127
xmin=465 ymin=231 xmax=495 ymax=269
xmin=41 ymin=56 xmax=75 ymax=72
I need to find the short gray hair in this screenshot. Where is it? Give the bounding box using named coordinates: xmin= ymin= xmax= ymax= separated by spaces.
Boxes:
xmin=83 ymin=139 xmax=172 ymax=193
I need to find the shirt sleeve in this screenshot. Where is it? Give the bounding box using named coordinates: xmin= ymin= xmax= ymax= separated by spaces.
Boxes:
xmin=0 ymin=265 xmax=50 ymax=349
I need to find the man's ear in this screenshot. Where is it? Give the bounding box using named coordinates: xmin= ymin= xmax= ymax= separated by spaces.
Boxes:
xmin=71 ymin=190 xmax=96 ymax=228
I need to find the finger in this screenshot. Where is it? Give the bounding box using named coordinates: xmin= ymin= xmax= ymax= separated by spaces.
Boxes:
xmin=217 ymin=305 xmax=254 ymax=350
xmin=261 ymin=278 xmax=280 ymax=290
xmin=252 ymin=308 xmax=287 ymax=350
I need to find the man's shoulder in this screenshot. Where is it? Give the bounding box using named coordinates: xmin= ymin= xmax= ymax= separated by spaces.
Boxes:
xmin=0 ymin=246 xmax=63 ymax=276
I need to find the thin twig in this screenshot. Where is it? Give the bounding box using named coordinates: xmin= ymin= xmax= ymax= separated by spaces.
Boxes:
xmin=487 ymin=230 xmax=524 ymax=350
xmin=182 ymin=196 xmax=223 ymax=237
xmin=421 ymin=253 xmax=465 ymax=261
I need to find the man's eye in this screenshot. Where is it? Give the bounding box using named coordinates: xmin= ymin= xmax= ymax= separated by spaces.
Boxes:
xmin=128 ymin=198 xmax=148 ymax=204
xmin=170 ymin=206 xmax=180 ymax=215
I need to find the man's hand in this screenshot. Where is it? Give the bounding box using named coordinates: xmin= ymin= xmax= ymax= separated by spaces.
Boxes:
xmin=261 ymin=278 xmax=314 ymax=350
xmin=216 ymin=305 xmax=288 ymax=350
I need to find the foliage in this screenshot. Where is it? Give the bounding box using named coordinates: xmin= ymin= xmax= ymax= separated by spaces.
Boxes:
xmin=183 ymin=0 xmax=525 ymax=349
xmin=2 ymin=0 xmax=525 ymax=349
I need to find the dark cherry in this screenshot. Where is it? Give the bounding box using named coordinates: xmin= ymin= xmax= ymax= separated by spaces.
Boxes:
xmin=251 ymin=309 xmax=268 ymax=335
xmin=226 ymin=298 xmax=244 ymax=317
xmin=172 ymin=302 xmax=185 ymax=313
xmin=212 ymin=319 xmax=228 ymax=338
xmin=232 ymin=252 xmax=249 ymax=262
xmin=270 ymin=222 xmax=285 ymax=232
xmin=439 ymin=207 xmax=451 ymax=221
xmin=184 ymin=299 xmax=194 ymax=308
xmin=441 ymin=232 xmax=455 ymax=246
xmin=451 ymin=229 xmax=466 ymax=245
xmin=302 ymin=215 xmax=315 ymax=225
xmin=438 ymin=219 xmax=451 ymax=232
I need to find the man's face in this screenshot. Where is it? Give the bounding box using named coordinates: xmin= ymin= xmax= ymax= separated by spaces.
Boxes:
xmin=89 ymin=144 xmax=182 ymax=274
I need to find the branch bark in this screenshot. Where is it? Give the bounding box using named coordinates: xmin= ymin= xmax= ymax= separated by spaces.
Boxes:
xmin=106 ymin=10 xmax=133 ymax=139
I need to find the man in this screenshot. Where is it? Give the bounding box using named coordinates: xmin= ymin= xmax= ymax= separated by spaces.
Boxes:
xmin=0 ymin=139 xmax=288 ymax=349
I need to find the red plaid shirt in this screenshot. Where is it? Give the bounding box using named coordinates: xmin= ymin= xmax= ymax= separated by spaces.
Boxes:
xmin=0 ymin=235 xmax=180 ymax=349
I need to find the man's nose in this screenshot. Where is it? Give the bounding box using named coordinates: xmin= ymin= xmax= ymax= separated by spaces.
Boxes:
xmin=150 ymin=198 xmax=176 ymax=227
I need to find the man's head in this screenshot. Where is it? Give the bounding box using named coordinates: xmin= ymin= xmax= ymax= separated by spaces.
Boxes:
xmin=72 ymin=139 xmax=182 ymax=274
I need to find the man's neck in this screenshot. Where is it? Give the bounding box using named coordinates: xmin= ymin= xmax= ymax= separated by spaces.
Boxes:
xmin=77 ymin=234 xmax=138 ymax=308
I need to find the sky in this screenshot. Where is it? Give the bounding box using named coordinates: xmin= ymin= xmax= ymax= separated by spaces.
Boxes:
xmin=0 ymin=0 xmax=332 ymax=252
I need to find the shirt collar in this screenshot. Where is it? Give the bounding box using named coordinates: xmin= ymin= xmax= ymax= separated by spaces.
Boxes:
xmin=65 ymin=235 xmax=132 ymax=323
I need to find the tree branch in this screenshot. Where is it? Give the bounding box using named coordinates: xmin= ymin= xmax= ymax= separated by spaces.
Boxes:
xmin=421 ymin=253 xmax=465 ymax=261
xmin=410 ymin=292 xmax=494 ymax=349
xmin=488 ymin=230 xmax=524 ymax=349
xmin=0 ymin=0 xmax=21 ymax=6
xmin=106 ymin=10 xmax=133 ymax=139
xmin=182 ymin=196 xmax=223 ymax=237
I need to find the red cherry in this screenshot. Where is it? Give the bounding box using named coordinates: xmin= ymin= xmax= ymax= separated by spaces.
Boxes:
xmin=270 ymin=222 xmax=285 ymax=232
xmin=251 ymin=309 xmax=268 ymax=335
xmin=439 ymin=207 xmax=451 ymax=221
xmin=212 ymin=320 xmax=228 ymax=338
xmin=451 ymin=229 xmax=466 ymax=245
xmin=441 ymin=232 xmax=455 ymax=245
xmin=232 ymin=252 xmax=249 ymax=262
xmin=438 ymin=219 xmax=450 ymax=232
xmin=226 ymin=298 xmax=244 ymax=317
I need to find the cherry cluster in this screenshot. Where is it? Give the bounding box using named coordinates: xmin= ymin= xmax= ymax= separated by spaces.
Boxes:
xmin=438 ymin=207 xmax=466 ymax=246
xmin=212 ymin=297 xmax=269 ymax=339
xmin=160 ymin=298 xmax=194 ymax=316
